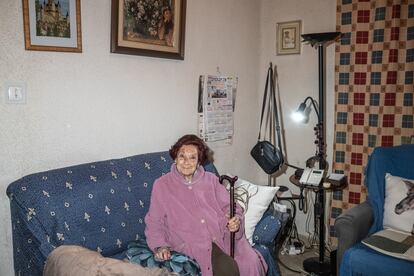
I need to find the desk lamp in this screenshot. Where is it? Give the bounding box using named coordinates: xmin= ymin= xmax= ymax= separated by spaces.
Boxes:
xmin=292 ymin=31 xmax=341 ymax=275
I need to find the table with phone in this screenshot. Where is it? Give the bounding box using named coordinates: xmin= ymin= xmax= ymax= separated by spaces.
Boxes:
xmin=289 ymin=171 xmax=347 ymax=275
xmin=289 ymin=171 xmax=347 ymax=191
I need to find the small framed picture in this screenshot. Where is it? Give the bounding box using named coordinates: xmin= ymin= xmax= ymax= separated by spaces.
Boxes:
xmin=22 ymin=0 xmax=82 ymax=53
xmin=276 ymin=20 xmax=301 ymax=55
xmin=111 ymin=0 xmax=186 ymax=60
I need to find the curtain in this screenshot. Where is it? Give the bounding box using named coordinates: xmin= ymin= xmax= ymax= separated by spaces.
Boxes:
xmin=330 ymin=0 xmax=414 ymax=237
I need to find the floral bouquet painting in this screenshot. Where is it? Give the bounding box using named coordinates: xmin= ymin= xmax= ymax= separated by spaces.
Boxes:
xmin=111 ymin=0 xmax=185 ymax=59
xmin=123 ymin=0 xmax=175 ymax=46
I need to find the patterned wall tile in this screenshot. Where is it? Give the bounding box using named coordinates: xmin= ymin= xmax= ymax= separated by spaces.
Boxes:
xmin=330 ymin=0 xmax=414 ymax=238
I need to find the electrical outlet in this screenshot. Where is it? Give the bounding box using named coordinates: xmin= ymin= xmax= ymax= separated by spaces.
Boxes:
xmin=5 ymin=82 xmax=26 ymax=104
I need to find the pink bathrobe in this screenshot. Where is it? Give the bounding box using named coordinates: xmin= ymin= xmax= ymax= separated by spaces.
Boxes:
xmin=145 ymin=164 xmax=267 ymax=276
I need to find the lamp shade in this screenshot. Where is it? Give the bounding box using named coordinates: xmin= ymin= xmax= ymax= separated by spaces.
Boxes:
xmin=291 ymin=102 xmax=307 ymax=122
xmin=301 ymin=32 xmax=342 ymax=46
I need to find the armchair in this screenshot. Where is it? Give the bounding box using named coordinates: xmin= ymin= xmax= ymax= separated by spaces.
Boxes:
xmin=334 ymin=144 xmax=414 ymax=275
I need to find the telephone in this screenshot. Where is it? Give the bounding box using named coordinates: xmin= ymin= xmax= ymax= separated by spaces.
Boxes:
xmin=299 ymin=168 xmax=324 ymax=186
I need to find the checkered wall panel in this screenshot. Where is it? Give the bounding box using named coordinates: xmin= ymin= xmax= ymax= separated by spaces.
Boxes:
xmin=330 ymin=0 xmax=414 ymax=237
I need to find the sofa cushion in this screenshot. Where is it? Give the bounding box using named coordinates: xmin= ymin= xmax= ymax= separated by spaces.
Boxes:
xmin=252 ymin=211 xmax=281 ymax=246
xmin=383 ymin=173 xmax=414 ymax=234
xmin=228 ymin=178 xmax=279 ymax=245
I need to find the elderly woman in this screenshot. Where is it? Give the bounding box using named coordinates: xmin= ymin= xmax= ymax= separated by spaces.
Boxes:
xmin=145 ymin=134 xmax=267 ymax=276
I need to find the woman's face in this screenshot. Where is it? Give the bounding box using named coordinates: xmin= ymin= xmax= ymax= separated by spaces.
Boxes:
xmin=175 ymin=145 xmax=199 ymax=180
xmin=163 ymin=9 xmax=172 ymax=21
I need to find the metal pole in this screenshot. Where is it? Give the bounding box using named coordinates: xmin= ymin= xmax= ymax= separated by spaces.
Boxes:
xmin=318 ymin=43 xmax=326 ymax=264
xmin=302 ymin=31 xmax=341 ymax=275
xmin=230 ymin=184 xmax=235 ymax=258
xmin=318 ymin=44 xmax=324 ymax=128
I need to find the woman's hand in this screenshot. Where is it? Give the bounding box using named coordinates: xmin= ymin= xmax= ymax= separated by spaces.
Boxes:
xmin=227 ymin=215 xmax=241 ymax=232
xmin=155 ymin=247 xmax=171 ymax=261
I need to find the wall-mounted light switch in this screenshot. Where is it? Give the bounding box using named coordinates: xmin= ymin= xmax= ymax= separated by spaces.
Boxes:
xmin=5 ymin=82 xmax=26 ymax=104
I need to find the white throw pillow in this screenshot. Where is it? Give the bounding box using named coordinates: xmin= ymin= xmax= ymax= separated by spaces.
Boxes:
xmin=383 ymin=173 xmax=414 ymax=234
xmin=224 ymin=177 xmax=279 ymax=245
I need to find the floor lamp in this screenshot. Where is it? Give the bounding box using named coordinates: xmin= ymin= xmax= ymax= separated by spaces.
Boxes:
xmin=295 ymin=32 xmax=341 ymax=275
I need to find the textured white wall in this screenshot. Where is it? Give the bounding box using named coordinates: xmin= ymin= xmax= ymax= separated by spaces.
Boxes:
xmin=258 ymin=0 xmax=337 ymax=236
xmin=0 ymin=1 xmax=261 ymax=275
xmin=0 ymin=0 xmax=335 ymax=274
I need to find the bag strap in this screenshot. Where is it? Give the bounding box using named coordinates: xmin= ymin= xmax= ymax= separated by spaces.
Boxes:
xmin=270 ymin=65 xmax=284 ymax=157
xmin=257 ymin=63 xmax=285 ymax=161
xmin=257 ymin=64 xmax=272 ymax=140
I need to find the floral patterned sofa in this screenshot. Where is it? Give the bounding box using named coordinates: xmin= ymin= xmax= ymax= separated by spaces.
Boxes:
xmin=7 ymin=151 xmax=282 ymax=276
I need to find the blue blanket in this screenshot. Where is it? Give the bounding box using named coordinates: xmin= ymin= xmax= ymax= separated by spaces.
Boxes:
xmin=127 ymin=239 xmax=201 ymax=276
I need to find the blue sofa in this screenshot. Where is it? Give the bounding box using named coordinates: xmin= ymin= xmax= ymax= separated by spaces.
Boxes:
xmin=334 ymin=145 xmax=414 ymax=275
xmin=7 ymin=151 xmax=282 ymax=276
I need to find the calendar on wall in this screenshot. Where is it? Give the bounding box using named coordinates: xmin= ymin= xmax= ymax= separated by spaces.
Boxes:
xmin=197 ymin=74 xmax=238 ymax=145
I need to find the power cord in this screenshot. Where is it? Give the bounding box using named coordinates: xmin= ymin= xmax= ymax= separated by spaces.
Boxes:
xmin=278 ymin=199 xmax=305 ymax=256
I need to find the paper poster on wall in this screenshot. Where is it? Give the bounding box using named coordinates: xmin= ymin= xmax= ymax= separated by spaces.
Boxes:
xmin=198 ymin=74 xmax=238 ymax=145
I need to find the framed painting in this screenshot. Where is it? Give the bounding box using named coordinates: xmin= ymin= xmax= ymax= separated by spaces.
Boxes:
xmin=276 ymin=20 xmax=301 ymax=55
xmin=111 ymin=0 xmax=186 ymax=60
xmin=22 ymin=0 xmax=82 ymax=52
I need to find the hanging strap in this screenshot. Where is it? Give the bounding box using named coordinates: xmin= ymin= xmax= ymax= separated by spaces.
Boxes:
xmin=257 ymin=64 xmax=272 ymax=141
xmin=257 ymin=63 xmax=284 ymax=159
xmin=270 ymin=65 xmax=284 ymax=157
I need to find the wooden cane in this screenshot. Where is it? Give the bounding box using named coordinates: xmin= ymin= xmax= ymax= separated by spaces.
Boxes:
xmin=219 ymin=175 xmax=238 ymax=258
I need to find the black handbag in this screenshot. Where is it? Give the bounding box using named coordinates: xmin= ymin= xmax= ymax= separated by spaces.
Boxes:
xmin=250 ymin=63 xmax=284 ymax=174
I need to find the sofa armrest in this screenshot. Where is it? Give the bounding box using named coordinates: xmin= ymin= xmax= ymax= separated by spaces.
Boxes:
xmin=334 ymin=201 xmax=374 ymax=271
xmin=252 ymin=212 xmax=282 ymax=246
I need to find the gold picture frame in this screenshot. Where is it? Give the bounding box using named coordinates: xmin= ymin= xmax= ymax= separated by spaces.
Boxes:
xmin=276 ymin=20 xmax=301 ymax=55
xmin=111 ymin=0 xmax=186 ymax=60
xmin=22 ymin=0 xmax=82 ymax=53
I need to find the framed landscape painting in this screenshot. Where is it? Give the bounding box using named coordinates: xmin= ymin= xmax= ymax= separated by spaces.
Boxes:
xmin=111 ymin=0 xmax=186 ymax=60
xmin=276 ymin=20 xmax=301 ymax=55
xmin=22 ymin=0 xmax=82 ymax=52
